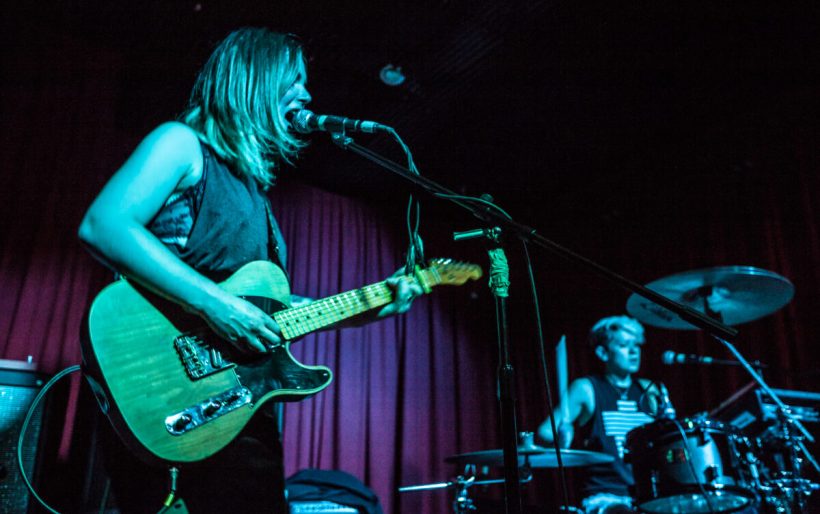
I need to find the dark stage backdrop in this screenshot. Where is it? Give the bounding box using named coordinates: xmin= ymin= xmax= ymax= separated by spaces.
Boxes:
xmin=2 ymin=16 xmax=820 ymax=514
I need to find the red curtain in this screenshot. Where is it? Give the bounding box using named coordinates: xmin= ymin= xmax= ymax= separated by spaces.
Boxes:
xmin=269 ymin=183 xmax=497 ymax=513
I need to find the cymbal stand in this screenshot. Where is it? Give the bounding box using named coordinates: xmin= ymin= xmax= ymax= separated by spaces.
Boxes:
xmin=713 ymin=335 xmax=820 ymax=513
xmin=398 ymin=466 xmax=533 ymax=514
xmin=752 ymin=412 xmax=820 ymax=513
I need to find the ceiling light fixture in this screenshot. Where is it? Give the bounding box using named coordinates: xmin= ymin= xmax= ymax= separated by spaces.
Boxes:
xmin=379 ymin=64 xmax=406 ymax=86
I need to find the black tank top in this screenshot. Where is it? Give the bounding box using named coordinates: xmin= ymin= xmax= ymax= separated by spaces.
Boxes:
xmin=577 ymin=374 xmax=655 ymax=497
xmin=147 ymin=142 xmax=287 ymax=429
xmin=148 ymin=143 xmax=286 ymax=278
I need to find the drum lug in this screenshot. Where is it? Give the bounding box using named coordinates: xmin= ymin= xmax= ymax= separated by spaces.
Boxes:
xmin=650 ymin=469 xmax=660 ymax=498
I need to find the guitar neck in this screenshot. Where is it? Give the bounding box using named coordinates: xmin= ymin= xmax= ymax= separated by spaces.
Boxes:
xmin=270 ymin=262 xmax=481 ymax=341
xmin=273 ymin=281 xmax=396 ymax=340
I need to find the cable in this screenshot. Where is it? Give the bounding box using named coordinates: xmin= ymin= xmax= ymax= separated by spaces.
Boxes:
xmin=17 ymin=364 xmax=82 ymax=514
xmin=522 ymin=240 xmax=572 ymax=511
xmin=670 ymin=418 xmax=717 ymax=514
xmin=385 ymin=127 xmax=426 ymax=273
xmin=162 ymin=466 xmax=180 ymax=509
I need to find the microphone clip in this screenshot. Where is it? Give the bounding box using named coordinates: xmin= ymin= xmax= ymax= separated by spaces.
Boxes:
xmin=453 ymin=226 xmax=502 ymax=244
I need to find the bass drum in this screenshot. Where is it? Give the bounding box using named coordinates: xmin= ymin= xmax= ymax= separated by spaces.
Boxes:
xmin=626 ymin=417 xmax=755 ymax=513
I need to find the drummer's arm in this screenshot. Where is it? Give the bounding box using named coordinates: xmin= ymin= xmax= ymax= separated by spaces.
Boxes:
xmin=537 ymin=378 xmax=594 ymax=447
xmin=639 ymin=378 xmax=672 ymax=417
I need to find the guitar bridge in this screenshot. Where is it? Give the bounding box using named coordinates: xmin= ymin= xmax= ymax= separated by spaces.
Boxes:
xmin=174 ymin=334 xmax=234 ymax=380
xmin=165 ymin=386 xmax=252 ymax=435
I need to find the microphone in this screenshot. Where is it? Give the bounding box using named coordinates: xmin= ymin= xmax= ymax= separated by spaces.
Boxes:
xmin=290 ymin=109 xmax=389 ymax=134
xmin=662 ymin=350 xmax=747 ymax=366
xmin=663 ymin=351 xmax=716 ymax=365
xmin=659 ymin=384 xmax=676 ymax=419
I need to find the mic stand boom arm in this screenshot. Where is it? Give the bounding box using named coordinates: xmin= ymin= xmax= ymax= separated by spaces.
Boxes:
xmin=330 ymin=133 xmax=738 ymax=340
xmin=329 ymin=132 xmax=743 ymax=514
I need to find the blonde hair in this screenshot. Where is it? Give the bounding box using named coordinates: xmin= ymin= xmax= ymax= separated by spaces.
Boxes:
xmin=588 ymin=315 xmax=644 ymax=350
xmin=180 ymin=28 xmax=307 ymax=187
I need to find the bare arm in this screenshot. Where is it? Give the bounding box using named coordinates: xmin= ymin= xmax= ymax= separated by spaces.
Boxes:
xmin=537 ymin=377 xmax=595 ymax=448
xmin=638 ymin=378 xmax=670 ymax=417
xmin=78 ymin=122 xmax=279 ymax=352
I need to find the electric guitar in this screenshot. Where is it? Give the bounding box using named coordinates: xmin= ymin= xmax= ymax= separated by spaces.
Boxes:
xmin=82 ymin=259 xmax=481 ymax=464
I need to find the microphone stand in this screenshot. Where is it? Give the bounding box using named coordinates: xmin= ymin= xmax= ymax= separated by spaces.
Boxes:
xmin=325 ymin=131 xmax=774 ymax=513
xmin=452 ymin=227 xmax=524 ymax=512
xmin=488 ymin=235 xmax=524 ymax=513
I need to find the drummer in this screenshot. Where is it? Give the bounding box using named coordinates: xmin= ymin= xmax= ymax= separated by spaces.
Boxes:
xmin=537 ymin=315 xmax=670 ymax=514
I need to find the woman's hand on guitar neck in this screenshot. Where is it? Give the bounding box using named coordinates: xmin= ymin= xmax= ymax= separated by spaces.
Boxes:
xmin=377 ymin=270 xmax=424 ymax=318
xmin=199 ymin=290 xmax=282 ymax=353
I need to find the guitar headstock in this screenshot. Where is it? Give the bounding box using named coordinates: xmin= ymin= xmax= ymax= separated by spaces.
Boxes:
xmin=423 ymin=258 xmax=483 ymax=287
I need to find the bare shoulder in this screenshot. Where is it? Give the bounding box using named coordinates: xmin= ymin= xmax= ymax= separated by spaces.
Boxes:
xmin=638 ymin=378 xmax=661 ymax=392
xmin=572 ymin=376 xmax=594 ymax=393
xmin=569 ymin=377 xmax=595 ymax=405
xmin=140 ymin=122 xmax=204 ymax=189
xmin=143 ymin=121 xmax=200 ymax=151
xmin=86 ymin=122 xmax=205 ymax=226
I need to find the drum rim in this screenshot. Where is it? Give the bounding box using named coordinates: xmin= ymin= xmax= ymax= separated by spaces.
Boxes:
xmin=626 ymin=416 xmax=739 ymax=445
xmin=636 ymin=485 xmax=756 ymax=513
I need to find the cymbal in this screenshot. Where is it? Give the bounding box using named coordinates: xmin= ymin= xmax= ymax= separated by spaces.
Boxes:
xmin=445 ymin=448 xmax=615 ymax=468
xmin=626 ymin=266 xmax=794 ymax=329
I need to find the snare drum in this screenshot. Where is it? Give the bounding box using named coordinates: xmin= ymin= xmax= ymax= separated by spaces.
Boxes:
xmin=626 ymin=417 xmax=755 ymax=513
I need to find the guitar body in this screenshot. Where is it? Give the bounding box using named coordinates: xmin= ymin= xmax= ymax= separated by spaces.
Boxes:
xmin=82 ymin=261 xmax=332 ymax=464
xmin=82 ymin=258 xmax=481 ymax=465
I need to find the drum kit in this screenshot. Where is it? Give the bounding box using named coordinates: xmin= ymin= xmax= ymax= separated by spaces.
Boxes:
xmin=399 ymin=266 xmax=819 ymax=513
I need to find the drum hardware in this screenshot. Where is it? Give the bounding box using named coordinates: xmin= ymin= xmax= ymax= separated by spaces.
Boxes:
xmin=753 ymin=419 xmax=820 ymax=513
xmin=711 ymin=385 xmax=820 ymax=512
xmin=445 ymin=430 xmax=615 ymax=469
xmin=625 ymin=266 xmax=794 ymax=329
xmin=427 ymin=432 xmax=613 ymax=512
xmin=627 ymin=266 xmax=818 ymax=512
xmin=445 ymin=447 xmax=615 ymax=468
xmin=626 ymin=416 xmax=757 ymax=513
xmin=398 ymin=464 xmax=533 ymax=514
xmin=710 ymin=385 xmax=820 ymax=438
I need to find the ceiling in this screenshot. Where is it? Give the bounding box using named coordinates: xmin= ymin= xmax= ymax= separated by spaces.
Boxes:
xmin=6 ymin=1 xmax=820 ymax=231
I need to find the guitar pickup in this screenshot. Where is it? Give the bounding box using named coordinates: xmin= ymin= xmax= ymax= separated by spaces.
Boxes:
xmin=165 ymin=386 xmax=252 ymax=435
xmin=174 ymin=334 xmax=234 ymax=380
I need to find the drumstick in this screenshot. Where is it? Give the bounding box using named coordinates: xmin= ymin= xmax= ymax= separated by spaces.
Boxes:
xmin=556 ymin=334 xmax=569 ymax=422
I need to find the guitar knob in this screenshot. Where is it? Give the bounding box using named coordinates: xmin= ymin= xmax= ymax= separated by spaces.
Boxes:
xmin=174 ymin=414 xmax=193 ymax=431
xmin=203 ymin=400 xmax=222 ymax=417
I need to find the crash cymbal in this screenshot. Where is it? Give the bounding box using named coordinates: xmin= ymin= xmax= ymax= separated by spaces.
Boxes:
xmin=445 ymin=448 xmax=614 ymax=468
xmin=626 ymin=266 xmax=794 ymax=329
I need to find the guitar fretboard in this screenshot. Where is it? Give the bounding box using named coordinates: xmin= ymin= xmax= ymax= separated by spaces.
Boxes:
xmin=273 ymin=281 xmax=395 ymax=340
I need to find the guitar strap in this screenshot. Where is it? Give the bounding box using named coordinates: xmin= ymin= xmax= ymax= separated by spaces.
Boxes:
xmin=264 ymin=196 xmax=290 ymax=285
xmin=263 ymin=195 xmax=288 ymax=439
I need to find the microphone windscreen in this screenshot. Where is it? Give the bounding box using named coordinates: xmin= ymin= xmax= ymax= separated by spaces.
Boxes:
xmin=290 ymin=109 xmax=314 ymax=134
xmin=661 ymin=351 xmax=676 ymax=365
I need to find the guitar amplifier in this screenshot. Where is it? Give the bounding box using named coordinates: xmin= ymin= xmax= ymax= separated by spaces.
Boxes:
xmin=710 ymin=382 xmax=820 ymax=437
xmin=289 ymin=500 xmax=359 ymax=513
xmin=0 ymin=359 xmax=47 ymax=514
